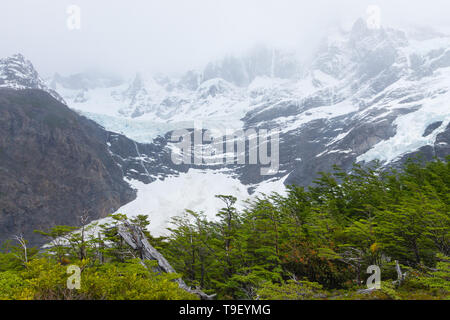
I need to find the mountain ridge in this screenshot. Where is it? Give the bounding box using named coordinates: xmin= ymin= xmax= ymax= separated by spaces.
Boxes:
xmin=1 ymin=19 xmax=449 ymax=242
xmin=0 ymin=88 xmax=137 ymax=246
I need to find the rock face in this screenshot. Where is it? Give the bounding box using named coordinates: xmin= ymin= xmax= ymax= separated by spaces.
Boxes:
xmin=0 ymin=88 xmax=135 ymax=246
xmin=0 ymin=54 xmax=65 ymax=103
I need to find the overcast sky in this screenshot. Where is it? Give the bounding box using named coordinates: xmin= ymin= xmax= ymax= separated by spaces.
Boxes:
xmin=1 ymin=0 xmax=449 ymax=77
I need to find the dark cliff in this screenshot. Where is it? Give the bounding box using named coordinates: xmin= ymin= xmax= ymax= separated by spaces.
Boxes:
xmin=0 ymin=88 xmax=135 ymax=246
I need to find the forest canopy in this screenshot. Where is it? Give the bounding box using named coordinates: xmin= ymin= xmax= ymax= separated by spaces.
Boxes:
xmin=0 ymin=157 xmax=449 ymax=300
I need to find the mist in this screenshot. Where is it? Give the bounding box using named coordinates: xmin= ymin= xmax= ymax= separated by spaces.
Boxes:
xmin=1 ymin=0 xmax=450 ymax=77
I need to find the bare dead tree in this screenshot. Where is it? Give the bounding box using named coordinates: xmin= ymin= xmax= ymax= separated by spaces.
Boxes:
xmin=77 ymin=211 xmax=90 ymax=260
xmin=393 ymin=260 xmax=407 ymax=287
xmin=117 ymin=221 xmax=216 ymax=300
xmin=12 ymin=234 xmax=28 ymax=267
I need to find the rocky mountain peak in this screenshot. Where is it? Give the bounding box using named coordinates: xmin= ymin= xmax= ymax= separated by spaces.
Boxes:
xmin=50 ymin=71 xmax=124 ymax=91
xmin=349 ymin=18 xmax=380 ymax=41
xmin=348 ymin=18 xmax=408 ymax=52
xmin=0 ymin=53 xmax=65 ymax=103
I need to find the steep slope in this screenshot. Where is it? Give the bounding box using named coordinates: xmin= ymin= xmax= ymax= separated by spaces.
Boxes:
xmin=0 ymin=88 xmax=135 ymax=246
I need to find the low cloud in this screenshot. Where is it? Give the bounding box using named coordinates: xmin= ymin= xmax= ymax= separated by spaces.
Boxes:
xmin=1 ymin=0 xmax=449 ymax=77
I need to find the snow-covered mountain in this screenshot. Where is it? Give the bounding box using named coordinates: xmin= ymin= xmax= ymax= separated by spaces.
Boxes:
xmin=0 ymin=54 xmax=65 ymax=104
xmin=49 ymin=20 xmax=450 ymax=154
xmin=47 ymin=45 xmax=303 ymax=142
xmin=2 ymin=19 xmax=450 ymax=236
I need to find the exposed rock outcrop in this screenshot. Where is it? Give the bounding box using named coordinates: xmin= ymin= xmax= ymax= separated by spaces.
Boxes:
xmin=0 ymin=88 xmax=135 ymax=246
